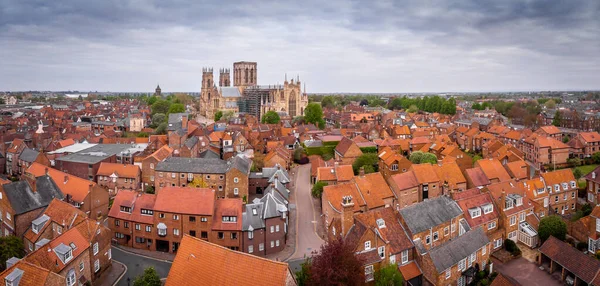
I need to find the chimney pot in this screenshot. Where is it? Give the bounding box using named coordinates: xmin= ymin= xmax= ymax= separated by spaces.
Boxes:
xmin=64 ymin=175 xmax=68 ymax=183
xmin=359 ymin=166 xmax=365 ymax=176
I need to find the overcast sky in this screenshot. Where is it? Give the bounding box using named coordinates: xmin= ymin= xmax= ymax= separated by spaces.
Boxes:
xmin=1 ymin=0 xmax=599 ymax=93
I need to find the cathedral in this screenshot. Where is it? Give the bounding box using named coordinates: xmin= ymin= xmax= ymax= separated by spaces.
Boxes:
xmin=199 ymin=61 xmax=308 ymax=120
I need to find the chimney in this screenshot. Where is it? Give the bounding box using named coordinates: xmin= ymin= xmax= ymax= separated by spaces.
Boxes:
xmin=501 ymin=190 xmax=507 ymax=210
xmin=64 ymin=175 xmax=69 ymax=184
xmin=341 ymin=196 xmax=355 ymax=236
xmin=593 ymin=172 xmax=596 ymax=179
xmin=359 ymin=166 xmax=365 ymax=177
xmin=181 ymin=115 xmax=188 ymax=129
xmin=44 ymin=167 xmax=49 ymax=175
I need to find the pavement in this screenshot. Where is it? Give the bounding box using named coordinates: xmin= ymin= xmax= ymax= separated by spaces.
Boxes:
xmin=95 ymin=261 xmax=126 ymax=286
xmin=493 ymin=257 xmax=562 ymax=286
xmin=288 ymin=164 xmax=325 ymax=260
xmin=111 ymin=246 xmax=172 ymax=286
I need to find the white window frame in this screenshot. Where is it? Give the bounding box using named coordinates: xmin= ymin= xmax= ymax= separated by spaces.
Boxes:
xmin=458 ymin=258 xmax=466 ymax=271
xmin=510 ymin=215 xmax=516 ymax=226
xmin=378 ymin=246 xmax=385 ymax=259
xmin=365 ymin=241 xmax=371 ymax=250
xmin=401 ymin=250 xmax=408 ymax=264
xmin=94 ymin=259 xmax=100 ymax=272
xmin=93 ymin=242 xmax=98 ymax=255
xmin=445 ymin=268 xmax=451 ymax=279
xmin=488 ymin=221 xmax=496 ymax=230
xmin=79 ymin=262 xmax=84 ymax=271
xmin=248 ymin=245 xmax=254 ymax=253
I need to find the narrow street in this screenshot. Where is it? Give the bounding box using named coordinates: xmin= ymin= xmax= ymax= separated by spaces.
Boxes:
xmin=288 ymin=164 xmax=325 ymax=260
xmin=112 ymin=247 xmax=172 ymax=286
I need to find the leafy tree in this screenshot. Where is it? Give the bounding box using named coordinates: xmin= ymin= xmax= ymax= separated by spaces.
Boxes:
xmin=189 ymin=177 xmax=208 ymax=188
xmin=133 ymin=267 xmax=161 ymax=286
xmin=151 ymin=113 xmax=166 ymax=128
xmin=0 ymin=236 xmax=25 ymax=271
xmin=567 ymin=157 xmax=581 ymax=167
xmin=321 ymin=96 xmax=335 ymax=109
xmin=593 ymin=152 xmax=600 ymax=164
xmin=304 ymin=103 xmax=325 ymax=129
xmin=295 ymin=259 xmax=311 ymax=286
xmin=368 ymin=98 xmax=386 ymax=107
xmin=473 ymin=155 xmax=483 ymax=164
xmin=292 ymin=116 xmax=305 ymax=125
xmin=151 ymin=99 xmax=171 ymax=115
xmin=214 ymin=110 xmax=223 ymax=121
xmin=312 ymin=181 xmax=328 ymax=198
xmin=538 ymin=215 xmax=567 ymax=242
xmin=145 ymin=186 xmax=155 ymax=194
xmin=167 ymin=103 xmax=185 ymax=114
xmin=262 ymin=110 xmax=281 ymax=124
xmin=563 ymin=135 xmax=570 ymax=143
xmin=293 ymin=147 xmax=305 ymax=162
xmin=352 ymin=153 xmax=379 ymax=175
xmin=552 ymin=110 xmax=562 ymax=127
xmin=375 ymin=263 xmax=404 ymax=286
xmin=388 ymin=98 xmax=402 ymax=110
xmin=421 ymin=153 xmax=438 ymax=164
xmin=154 ymin=122 xmax=168 ymax=135
xmin=472 ymin=102 xmax=483 ymax=110
xmin=545 ymin=99 xmax=556 ymax=109
xmin=407 ymin=104 xmax=419 ymax=113
xmin=137 ymin=132 xmax=149 ymax=138
xmin=359 ymin=99 xmax=369 ymax=106
xmin=573 ymin=168 xmax=583 ymax=180
xmin=307 ymin=238 xmax=364 ymax=286
xmin=147 ymin=96 xmax=158 ymax=106
xmin=409 ymin=151 xmax=424 ymax=164
xmin=251 ymin=152 xmax=265 ymax=171
xmin=221 ymin=110 xmax=235 ymax=121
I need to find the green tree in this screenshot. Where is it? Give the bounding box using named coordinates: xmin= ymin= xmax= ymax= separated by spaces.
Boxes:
xmin=155 ymin=122 xmax=168 ymax=135
xmin=137 ymin=132 xmax=149 ymax=138
xmin=321 ymin=96 xmax=335 ymax=109
xmin=0 ymin=236 xmax=25 ymax=271
xmin=545 ymin=99 xmax=556 ymax=109
xmin=145 ymin=186 xmax=155 ymax=194
xmin=261 ymin=110 xmax=281 ymax=124
xmin=389 ymin=98 xmax=403 ymax=110
xmin=375 ymin=263 xmax=404 ymax=286
xmin=538 ymin=215 xmax=567 ymax=242
xmin=294 ymin=147 xmax=305 ymax=162
xmin=151 ymin=99 xmax=171 ymax=115
xmin=304 ymin=103 xmax=325 ymax=128
xmin=312 ymin=181 xmax=329 ymax=198
xmin=407 ymin=104 xmax=419 ymax=113
xmin=563 ymin=135 xmax=570 ymax=143
xmin=133 ymin=267 xmax=161 ymax=286
xmin=214 ymin=110 xmax=223 ymax=121
xmin=221 ymin=110 xmax=235 ymax=121
xmin=151 ymin=113 xmax=166 ymax=128
xmin=421 ymin=153 xmax=438 ymax=164
xmin=352 ymin=153 xmax=379 ymax=175
xmin=472 ymin=102 xmax=483 ymax=110
xmin=409 ymin=151 xmax=424 ymax=164
xmin=147 ymin=96 xmax=159 ymax=106
xmin=295 ymin=259 xmax=311 ymax=286
xmin=593 ymin=152 xmax=600 ymax=164
xmin=573 ymin=168 xmax=583 ymax=180
xmin=167 ymin=103 xmax=185 ymax=114
xmin=552 ymin=110 xmax=562 ymax=127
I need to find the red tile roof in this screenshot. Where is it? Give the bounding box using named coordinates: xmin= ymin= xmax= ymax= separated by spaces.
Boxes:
xmin=108 ymin=190 xmax=156 ymax=225
xmin=26 ymin=163 xmax=94 ymax=202
xmin=465 ymin=167 xmax=491 ymax=187
xmin=411 ymin=164 xmax=440 ymax=184
xmin=456 ymin=193 xmax=499 ymax=228
xmin=354 ymin=172 xmax=395 ymax=209
xmin=476 ymin=158 xmax=512 ymax=182
xmin=399 ymin=261 xmax=422 ymax=281
xmin=154 ymin=187 xmax=216 ymax=215
xmin=0 ymin=260 xmax=65 ymax=285
xmin=97 ymin=162 xmax=140 ymax=178
xmin=166 ymin=235 xmax=292 ymax=286
xmin=211 ymin=198 xmax=243 ymax=231
xmin=539 ymin=236 xmax=600 ymax=284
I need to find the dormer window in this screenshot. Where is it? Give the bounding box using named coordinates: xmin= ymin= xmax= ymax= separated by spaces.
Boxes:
xmin=537 ymin=188 xmax=545 ymax=194
xmin=516 ymin=197 xmax=523 ymax=207
xmin=482 ymin=204 xmax=493 ymax=214
xmin=505 ymin=199 xmax=513 ymax=210
xmin=391 ymin=164 xmax=398 ymax=171
xmin=570 ymin=181 xmax=576 ymax=188
xmin=554 ymin=184 xmax=560 ymax=192
xmin=469 ymin=207 xmax=481 ymax=218
xmin=547 ymin=186 xmax=552 ymax=193
xmin=562 ymin=183 xmax=568 ymax=191
xmin=222 ymin=216 xmax=237 ymax=222
xmin=376 ymin=218 xmax=385 ymax=229
xmin=252 ymin=208 xmax=258 ymax=215
xmin=120 ymin=206 xmax=131 ymax=213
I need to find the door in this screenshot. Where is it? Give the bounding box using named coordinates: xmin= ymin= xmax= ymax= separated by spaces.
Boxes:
xmin=423 ymin=185 xmax=429 ymax=200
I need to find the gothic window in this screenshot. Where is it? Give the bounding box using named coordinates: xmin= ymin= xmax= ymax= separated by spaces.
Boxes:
xmin=245 ymin=68 xmax=249 ymax=83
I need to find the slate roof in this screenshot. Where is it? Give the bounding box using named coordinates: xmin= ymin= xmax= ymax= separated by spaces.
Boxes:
xmin=399 ymin=196 xmax=463 ymax=235
xmin=428 ymin=227 xmax=489 ymax=272
xmin=220 ymin=87 xmax=242 ymax=98
xmin=242 ymin=203 xmax=265 ymax=231
xmin=3 ymin=176 xmax=64 ymax=215
xmin=228 ymin=155 xmax=251 ymax=175
xmin=19 ymin=148 xmax=40 ymax=163
xmin=198 ymin=149 xmax=220 ymax=159
xmin=55 ymin=144 xmax=132 ymax=164
xmin=156 ymin=157 xmax=229 ymax=174
xmin=259 ymin=191 xmax=288 ymax=219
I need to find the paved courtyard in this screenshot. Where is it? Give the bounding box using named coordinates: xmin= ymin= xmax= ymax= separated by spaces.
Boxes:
xmin=493 ymin=257 xmax=562 ymax=286
xmin=112 ymin=246 xmax=172 ymax=286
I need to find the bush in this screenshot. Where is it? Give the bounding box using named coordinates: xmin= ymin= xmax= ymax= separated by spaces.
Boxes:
xmin=359 ymin=147 xmax=378 ymax=154
xmin=480 ymin=279 xmax=490 ymax=286
xmin=312 ymin=181 xmax=328 ymax=198
xmin=504 ymin=239 xmax=521 ymax=256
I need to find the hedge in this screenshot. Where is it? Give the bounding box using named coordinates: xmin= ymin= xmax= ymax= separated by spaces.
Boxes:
xmin=360 ymin=147 xmax=378 ymax=154
xmin=306 ymin=146 xmax=336 ymax=158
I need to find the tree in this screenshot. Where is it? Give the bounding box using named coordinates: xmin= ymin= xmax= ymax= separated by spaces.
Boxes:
xmin=312 ymin=181 xmax=328 ymax=198
xmin=321 ymin=96 xmax=335 ymax=109
xmin=133 ymin=267 xmax=161 ymax=286
xmin=188 ymin=177 xmax=208 ymax=188
xmin=573 ymin=168 xmax=583 ymax=180
xmin=563 ymin=135 xmax=570 ymax=143
xmin=552 ymin=110 xmax=562 ymax=127
xmin=292 ymin=116 xmax=305 ymax=125
xmin=407 ymin=104 xmax=419 ymax=113
xmin=154 ymin=122 xmax=168 ymax=135
xmin=304 ymin=103 xmax=325 ymax=129
xmin=251 ymin=152 xmax=265 ymax=171
xmin=545 ymin=99 xmax=556 ymax=109
xmin=593 ymin=152 xmax=600 ymax=164
xmin=352 ymin=153 xmax=379 ymax=175
xmin=167 ymin=103 xmax=185 ymax=114
xmin=262 ymin=110 xmax=281 ymax=124
xmin=421 ymin=153 xmax=438 ymax=164
xmin=214 ymin=110 xmax=223 ymax=121
xmin=538 ymin=215 xmax=567 ymax=242
xmin=293 ymin=147 xmax=305 ymax=162
xmin=221 ymin=110 xmax=235 ymax=121
xmin=151 ymin=113 xmax=166 ymax=128
xmin=137 ymin=132 xmax=149 ymax=138
xmin=151 ymin=99 xmax=171 ymax=115
xmin=145 ymin=186 xmax=155 ymax=194
xmin=375 ymin=263 xmax=404 ymax=286
xmin=472 ymin=102 xmax=483 ymax=110
xmin=147 ymin=96 xmax=159 ymax=106
xmin=409 ymin=151 xmax=424 ymax=164
xmin=388 ymin=98 xmax=402 ymax=110
xmin=307 ymin=238 xmax=364 ymax=286
xmin=0 ymin=236 xmax=25 ymax=271
xmin=359 ymin=99 xmax=369 ymax=106
xmin=567 ymin=157 xmax=581 ymax=167
xmin=295 ymin=259 xmax=311 ymax=286
xmin=473 ymin=155 xmax=483 ymax=164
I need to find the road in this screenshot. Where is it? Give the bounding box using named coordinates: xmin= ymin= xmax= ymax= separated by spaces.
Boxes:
xmin=289 ymin=164 xmax=325 ymax=260
xmin=112 ymin=247 xmax=172 ymax=286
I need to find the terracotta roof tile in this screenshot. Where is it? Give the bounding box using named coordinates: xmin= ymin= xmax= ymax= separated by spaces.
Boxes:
xmin=212 ymin=198 xmax=243 ymax=231
xmin=0 ymin=260 xmax=65 ymax=286
xmin=465 ymin=167 xmax=491 ymax=187
xmin=539 ymin=236 xmax=600 ymax=283
xmin=456 ymin=193 xmax=499 ymax=228
xmin=155 ymin=187 xmax=215 ymax=215
xmin=24 ymin=199 xmax=87 ymax=243
xmin=411 ymin=164 xmax=440 ymax=184
xmin=399 ymin=261 xmax=422 ymax=281
xmin=108 ymin=190 xmax=156 ymax=224
xmin=26 ymin=163 xmax=94 ymax=202
xmin=354 ymin=172 xmax=395 ymax=209
xmin=476 ymin=159 xmax=512 ymax=182
xmin=166 ymin=235 xmax=291 ymax=286
xmin=580 ymin=132 xmax=600 ymax=143
xmin=323 ymin=183 xmax=365 ymax=213
xmin=97 ymin=162 xmax=140 ymax=178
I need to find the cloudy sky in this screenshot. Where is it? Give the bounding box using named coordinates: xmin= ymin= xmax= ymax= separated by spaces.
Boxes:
xmin=1 ymin=0 xmax=599 ymax=93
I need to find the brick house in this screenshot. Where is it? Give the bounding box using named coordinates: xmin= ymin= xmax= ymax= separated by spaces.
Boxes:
xmin=0 ymin=260 xmax=66 ymax=285
xmin=211 ymin=198 xmax=243 ymax=251
xmin=141 ymin=145 xmax=173 ymax=190
xmin=334 ymin=137 xmax=363 ymax=165
xmin=54 ymin=144 xmax=137 ymax=180
xmin=0 ymin=176 xmax=64 ymax=237
xmin=538 ymin=236 xmax=600 ymax=286
xmin=264 ymin=146 xmax=292 ymax=170
xmin=377 ymin=147 xmax=412 ymax=180
xmin=109 ymin=190 xmax=157 ymax=251
xmin=411 ymin=164 xmax=443 ymax=201
xmin=541 ymin=169 xmax=578 ymax=216
xmin=315 ymin=163 xmax=354 ymax=185
xmin=585 ymin=166 xmax=600 ymax=205
xmin=535 ymin=125 xmax=563 ymax=141
xmin=248 ymin=164 xmax=290 ymax=196
xmin=16 ymin=148 xmax=50 ymax=176
xmin=521 ymin=135 xmax=569 ymax=170
xmin=386 ymin=171 xmax=419 ymax=209
xmin=453 ymin=190 xmax=504 ymax=252
xmin=241 ymin=191 xmax=288 ymax=256
xmin=568 ymin=131 xmax=600 ymax=159
xmin=96 ymin=162 xmax=141 ymax=195
xmin=26 ymin=163 xmax=109 ymax=219
xmin=5 ymin=138 xmax=27 ymax=176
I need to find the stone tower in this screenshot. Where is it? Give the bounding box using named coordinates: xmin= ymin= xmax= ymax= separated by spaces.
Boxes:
xmin=233 ymin=61 xmax=257 ymax=87
xmin=155 ymin=84 xmax=161 ymax=96
xmin=202 ymin=67 xmax=214 ymax=89
xmin=219 ymin=68 xmax=230 ymax=87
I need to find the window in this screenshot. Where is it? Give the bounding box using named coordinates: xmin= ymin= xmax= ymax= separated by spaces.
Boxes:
xmin=259 ymin=243 xmax=264 ymax=251
xmin=564 ymin=193 xmax=567 ymax=200
xmin=571 ymin=181 xmax=577 ymax=188
xmin=276 ymin=225 xmax=280 ymax=232
xmin=124 ymin=222 xmax=129 ymax=228
xmin=171 ymin=173 xmax=176 ymax=178
xmin=433 ymin=232 xmax=439 ymax=241
xmin=248 ymin=245 xmax=254 ymax=253
xmin=270 ymin=226 xmax=275 ymax=233
xmin=173 ymin=214 xmax=179 ymax=220
xmin=190 ymin=230 xmax=196 ymax=237
xmin=135 ymin=224 xmax=141 ymax=230
xmin=510 ymin=216 xmax=516 ymax=226
xmin=234 ymin=177 xmax=239 ymax=183
xmin=519 ymin=212 xmax=526 ymax=222
xmin=446 ymin=268 xmax=451 ymax=279
xmin=494 ymin=239 xmax=502 ymax=249
xmin=378 ymin=246 xmax=385 ymax=258
xmin=94 ymin=259 xmax=100 ymax=272
xmin=451 ymin=223 xmax=456 ymax=233
xmin=159 ymin=213 xmax=165 ymax=219
xmin=458 ymin=258 xmax=466 ymax=271
xmin=426 ymin=235 xmax=431 ymax=244
xmin=469 ymin=253 xmax=476 ymax=265
xmin=157 ymin=228 xmax=166 ymax=236
xmin=234 ymin=188 xmax=239 ymax=196
xmin=231 ymin=232 xmax=238 ymax=239
xmin=469 ymin=207 xmax=481 ymax=218
xmin=150 ymin=163 xmax=154 ymax=169
xmin=218 ymin=232 xmax=224 ymax=239
xmin=365 ymin=241 xmax=371 ymax=250
xmin=444 ymin=227 xmax=449 ymax=236
xmin=189 ymin=216 xmax=196 ymax=222
xmin=115 ymin=220 xmax=120 ymax=226
xmin=79 ymin=262 xmax=84 ymax=271
xmin=401 ymin=250 xmax=408 ymax=264
xmin=146 ymin=226 xmax=152 ymax=232
xmin=572 ymin=192 xmax=576 ymax=199
xmin=66 ymin=269 xmax=76 ymax=286
xmin=391 ymin=164 xmax=398 ymax=171
xmin=174 ymin=229 xmax=180 ymax=236
xmin=365 ymin=265 xmax=374 ymax=282
xmin=276 ymin=240 xmax=280 ymax=247
xmin=508 ymin=231 xmax=517 ymax=239
xmin=488 ymin=221 xmax=496 ymax=230
xmin=270 ymin=241 xmax=274 ymax=248
xmin=201 ymin=231 xmax=208 ymax=239
xmin=482 ymin=245 xmax=487 ymax=255
xmin=115 ymin=233 xmax=125 ymax=239
xmin=159 ymin=172 xmax=163 ymax=177
xmin=389 ymin=254 xmax=396 ymax=264
xmin=108 ymin=249 xmax=111 ymax=260
xmin=141 ymin=209 xmax=154 ymax=215
xmin=482 ymin=204 xmax=493 ymax=214
xmin=201 ymin=217 xmax=208 ymax=222
xmin=93 ymin=242 xmax=98 ymax=255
